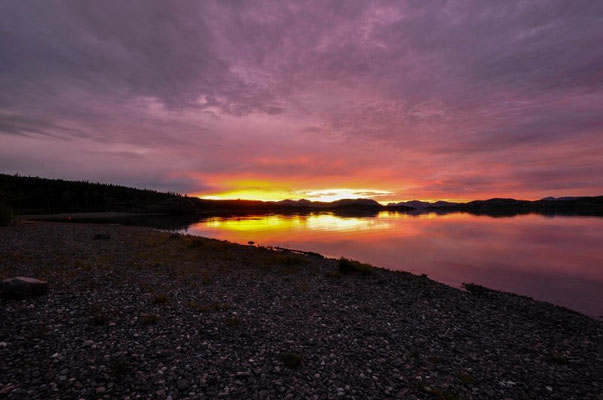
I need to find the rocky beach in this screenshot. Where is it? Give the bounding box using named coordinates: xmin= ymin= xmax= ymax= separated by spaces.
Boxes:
xmin=1 ymin=221 xmax=601 ymax=399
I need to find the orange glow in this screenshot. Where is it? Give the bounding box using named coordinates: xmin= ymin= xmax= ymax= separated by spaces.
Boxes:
xmin=194 ymin=176 xmax=396 ymax=202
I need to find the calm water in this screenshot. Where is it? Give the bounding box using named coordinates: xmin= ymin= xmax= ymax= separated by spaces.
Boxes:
xmin=178 ymin=211 xmax=603 ymax=318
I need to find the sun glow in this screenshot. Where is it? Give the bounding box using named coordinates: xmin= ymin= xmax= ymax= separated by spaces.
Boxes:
xmin=198 ymin=186 xmax=394 ymax=202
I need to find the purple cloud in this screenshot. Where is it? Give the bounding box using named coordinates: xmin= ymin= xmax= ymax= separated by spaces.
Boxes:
xmin=0 ymin=0 xmax=602 ymax=198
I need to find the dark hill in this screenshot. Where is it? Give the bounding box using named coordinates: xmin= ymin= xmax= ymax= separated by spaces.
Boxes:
xmin=0 ymin=174 xmax=178 ymax=214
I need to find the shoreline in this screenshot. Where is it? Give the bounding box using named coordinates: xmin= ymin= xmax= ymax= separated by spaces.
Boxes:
xmin=1 ymin=221 xmax=601 ymax=399
xmin=23 ymin=213 xmax=602 ymax=319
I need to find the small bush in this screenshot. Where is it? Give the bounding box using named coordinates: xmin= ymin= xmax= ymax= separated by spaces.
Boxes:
xmin=254 ymin=253 xmax=309 ymax=269
xmin=325 ymin=271 xmax=342 ymax=279
xmin=455 ymin=370 xmax=476 ymax=385
xmin=187 ymin=301 xmax=230 ymax=313
xmin=187 ymin=238 xmax=206 ymax=249
xmin=225 ymin=317 xmax=242 ymax=327
xmin=0 ymin=204 xmax=14 ymax=226
xmin=200 ymin=269 xmax=211 ymax=285
xmin=280 ymin=352 xmax=302 ymax=369
xmin=415 ymin=383 xmax=463 ymax=399
xmin=140 ymin=313 xmax=160 ymax=325
xmin=430 ymin=355 xmax=446 ymax=364
xmin=280 ymin=254 xmax=309 ymax=266
xmin=188 ymin=300 xmax=208 ymax=312
xmin=547 ymin=353 xmax=570 ymax=365
xmin=210 ymin=302 xmax=230 ymax=311
xmin=338 ymin=258 xmax=372 ymax=275
xmin=151 ymin=294 xmax=168 ymax=305
xmin=111 ymin=360 xmax=129 ymax=376
xmin=463 ymin=283 xmax=491 ymax=296
xmin=92 ymin=313 xmax=108 ymax=326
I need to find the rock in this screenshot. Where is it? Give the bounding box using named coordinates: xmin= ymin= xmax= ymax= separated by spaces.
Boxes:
xmin=0 ymin=277 xmax=48 ymax=299
xmin=176 ymin=379 xmax=190 ymax=391
xmin=93 ymin=233 xmax=111 ymax=240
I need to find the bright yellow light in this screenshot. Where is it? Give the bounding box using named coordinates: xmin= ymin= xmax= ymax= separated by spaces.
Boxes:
xmin=202 ymin=189 xmax=298 ymax=201
xmin=199 ymin=185 xmax=394 ymax=202
xmin=297 ymin=188 xmax=393 ymax=202
xmin=204 ymin=215 xmax=299 ymax=231
xmin=198 ymin=213 xmax=393 ymax=233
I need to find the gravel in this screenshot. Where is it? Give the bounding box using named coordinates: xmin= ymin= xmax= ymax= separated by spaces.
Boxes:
xmin=0 ymin=221 xmax=601 ymax=399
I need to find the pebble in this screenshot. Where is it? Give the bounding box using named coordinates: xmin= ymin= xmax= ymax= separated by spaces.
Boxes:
xmin=0 ymin=222 xmax=600 ymax=399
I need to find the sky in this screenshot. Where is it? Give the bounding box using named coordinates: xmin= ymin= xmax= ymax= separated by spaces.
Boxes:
xmin=1 ymin=1 xmax=602 ymax=202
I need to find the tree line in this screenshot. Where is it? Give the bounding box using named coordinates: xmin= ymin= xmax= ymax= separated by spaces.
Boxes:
xmin=0 ymin=174 xmax=180 ymax=214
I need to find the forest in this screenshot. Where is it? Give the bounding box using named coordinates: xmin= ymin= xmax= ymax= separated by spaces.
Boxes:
xmin=0 ymin=174 xmax=179 ymax=214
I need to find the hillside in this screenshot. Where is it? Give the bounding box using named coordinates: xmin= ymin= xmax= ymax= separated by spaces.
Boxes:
xmin=0 ymin=174 xmax=179 ymax=214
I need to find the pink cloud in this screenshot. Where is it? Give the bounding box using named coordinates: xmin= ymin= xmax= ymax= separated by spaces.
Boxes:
xmin=1 ymin=1 xmax=602 ymax=200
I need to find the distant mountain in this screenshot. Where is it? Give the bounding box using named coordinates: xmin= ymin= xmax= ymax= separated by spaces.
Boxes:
xmin=387 ymin=200 xmax=457 ymax=209
xmin=540 ymin=196 xmax=579 ymax=201
xmin=276 ymin=199 xmax=313 ymax=206
xmin=331 ymin=198 xmax=382 ymax=208
xmin=386 ymin=196 xmax=603 ymax=216
xmin=451 ymin=196 xmax=603 ymax=216
xmin=275 ymin=198 xmax=381 ymax=209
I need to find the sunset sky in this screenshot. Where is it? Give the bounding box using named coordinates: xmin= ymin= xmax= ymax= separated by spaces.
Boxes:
xmin=1 ymin=1 xmax=602 ymax=202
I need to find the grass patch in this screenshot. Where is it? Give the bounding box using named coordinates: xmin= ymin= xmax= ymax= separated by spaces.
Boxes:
xmin=209 ymin=302 xmax=230 ymax=311
xmin=338 ymin=258 xmax=373 ymax=275
xmin=225 ymin=317 xmax=242 ymax=327
xmin=140 ymin=313 xmax=160 ymax=325
xmin=29 ymin=323 xmax=48 ymax=338
xmin=280 ymin=254 xmax=309 ymax=266
xmin=437 ymin=389 xmax=465 ymax=400
xmin=414 ymin=384 xmax=464 ymax=400
xmin=546 ymin=352 xmax=570 ymax=365
xmin=359 ymin=304 xmax=374 ymax=313
xmin=151 ymin=294 xmax=168 ymax=305
xmin=200 ymin=269 xmax=211 ymax=284
xmin=463 ymin=283 xmax=491 ymax=296
xmin=187 ymin=238 xmax=206 ymax=250
xmin=455 ymin=370 xmax=476 ymax=385
xmin=187 ymin=301 xmax=230 ymax=313
xmin=91 ymin=313 xmax=108 ymax=326
xmin=111 ymin=360 xmax=129 ymax=376
xmin=0 ymin=204 xmax=14 ymax=226
xmin=280 ymin=352 xmax=302 ymax=369
xmin=325 ymin=271 xmax=343 ymax=279
xmin=429 ymin=355 xmax=446 ymax=364
xmin=252 ymin=252 xmax=309 ymax=271
xmin=295 ymin=283 xmax=310 ymax=293
xmin=187 ymin=300 xmax=208 ymax=312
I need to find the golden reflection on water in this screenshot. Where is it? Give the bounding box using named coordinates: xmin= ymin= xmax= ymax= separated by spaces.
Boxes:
xmin=200 ymin=212 xmax=394 ymax=233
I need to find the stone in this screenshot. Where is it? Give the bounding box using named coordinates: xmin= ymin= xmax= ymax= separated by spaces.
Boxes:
xmin=93 ymin=233 xmax=111 ymax=240
xmin=176 ymin=379 xmax=190 ymax=391
xmin=0 ymin=277 xmax=48 ymax=299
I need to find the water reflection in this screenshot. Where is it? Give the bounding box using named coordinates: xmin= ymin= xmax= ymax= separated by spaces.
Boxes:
xmin=201 ymin=213 xmax=394 ymax=233
xmin=181 ymin=211 xmax=603 ymax=318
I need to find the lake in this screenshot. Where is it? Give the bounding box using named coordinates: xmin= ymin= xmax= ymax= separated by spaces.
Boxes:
xmin=176 ymin=211 xmax=603 ymax=318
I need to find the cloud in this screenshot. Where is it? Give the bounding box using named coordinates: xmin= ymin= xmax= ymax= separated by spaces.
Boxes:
xmin=0 ymin=0 xmax=602 ymax=198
